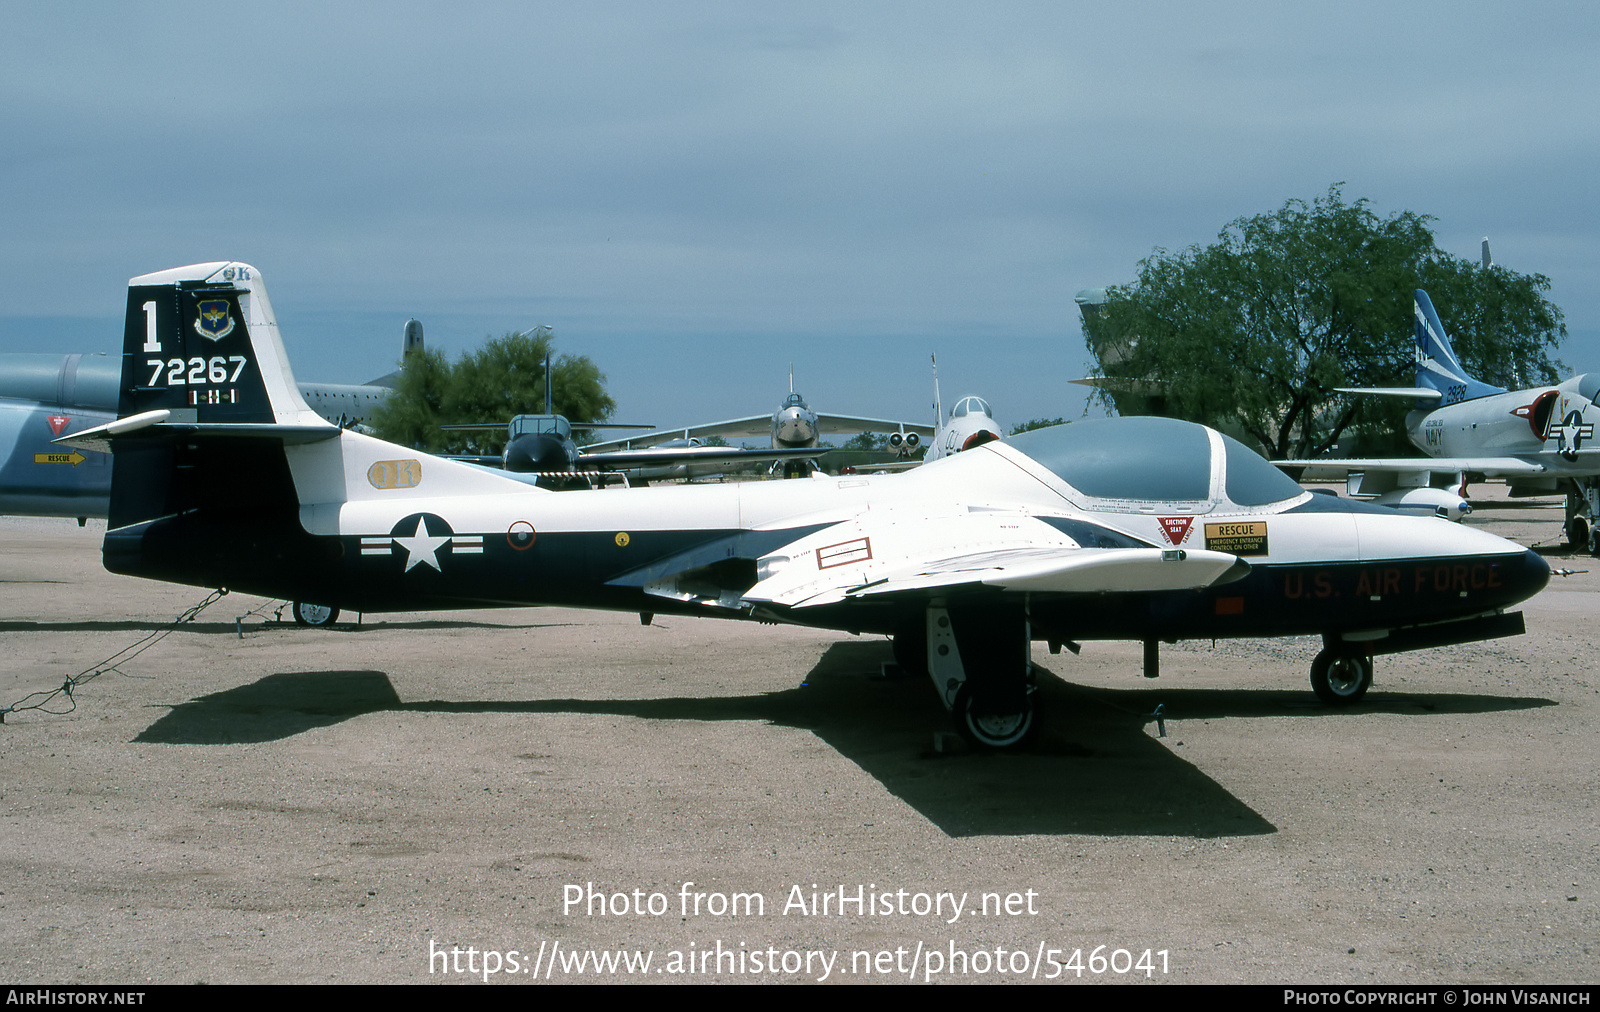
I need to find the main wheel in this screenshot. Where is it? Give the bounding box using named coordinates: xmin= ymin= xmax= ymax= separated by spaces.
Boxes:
xmin=954 ymin=688 xmax=1037 ymax=749
xmin=1566 ymin=516 xmax=1589 ymax=551
xmin=293 ymin=601 xmax=340 ymax=627
xmin=1310 ymin=650 xmax=1372 ymax=705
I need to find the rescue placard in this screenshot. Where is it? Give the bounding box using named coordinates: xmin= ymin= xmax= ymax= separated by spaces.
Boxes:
xmin=1204 ymin=521 xmax=1268 ymax=556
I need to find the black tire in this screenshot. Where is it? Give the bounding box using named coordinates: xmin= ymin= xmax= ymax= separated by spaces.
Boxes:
xmin=293 ymin=602 xmax=340 ymax=628
xmin=1566 ymin=516 xmax=1589 ymax=551
xmin=954 ymin=687 xmax=1037 ymax=750
xmin=1310 ymin=650 xmax=1372 ymax=705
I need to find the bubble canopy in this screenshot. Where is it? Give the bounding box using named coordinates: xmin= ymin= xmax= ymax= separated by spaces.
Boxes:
xmin=951 ymin=396 xmax=992 ymax=419
xmin=1005 ymin=417 xmax=1305 ymax=508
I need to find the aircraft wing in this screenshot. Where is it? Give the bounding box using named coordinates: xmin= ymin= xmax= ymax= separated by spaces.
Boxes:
xmin=736 ymin=509 xmax=1247 ymax=610
xmin=1332 ymin=386 xmax=1444 ymax=401
xmin=812 ymin=414 xmax=936 ymax=438
xmin=577 ymin=445 xmax=818 ymax=470
xmin=839 ymin=457 xmax=924 ymax=474
xmin=1275 ymin=456 xmax=1549 ymax=478
xmin=585 ymin=413 xmax=936 ymax=452
xmin=1068 ymin=376 xmax=1168 ymax=395
xmin=582 ymin=415 xmax=776 ymax=451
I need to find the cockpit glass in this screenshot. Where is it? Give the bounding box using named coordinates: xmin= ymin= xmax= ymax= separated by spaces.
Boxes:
xmin=1222 ymin=433 xmax=1305 ymax=505
xmin=784 ymin=393 xmax=805 ymax=408
xmin=1006 ymin=417 xmax=1301 ymax=507
xmin=1009 ymin=418 xmax=1211 ymax=500
xmin=510 ymin=415 xmax=571 ymax=439
xmin=951 ymin=396 xmax=992 ymax=420
xmin=1578 ymin=373 xmax=1600 ymax=404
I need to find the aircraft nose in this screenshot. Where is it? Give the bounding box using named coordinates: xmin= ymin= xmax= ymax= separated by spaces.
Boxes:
xmin=1507 ymin=545 xmax=1551 ymax=603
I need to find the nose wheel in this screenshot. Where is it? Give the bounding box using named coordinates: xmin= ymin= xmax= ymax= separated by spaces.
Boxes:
xmin=1310 ymin=650 xmax=1372 ymax=704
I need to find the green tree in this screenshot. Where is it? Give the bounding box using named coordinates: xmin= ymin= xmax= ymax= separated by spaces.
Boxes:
xmin=1086 ymin=185 xmax=1566 ymax=458
xmin=371 ymin=326 xmax=617 ymax=453
xmin=1010 ymin=417 xmax=1068 ymax=435
xmin=841 ymin=431 xmax=887 ymax=451
xmin=368 ymin=345 xmax=453 ymax=452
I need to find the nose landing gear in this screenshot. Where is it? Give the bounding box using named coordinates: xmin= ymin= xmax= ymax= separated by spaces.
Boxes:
xmin=1310 ymin=649 xmax=1372 ymax=704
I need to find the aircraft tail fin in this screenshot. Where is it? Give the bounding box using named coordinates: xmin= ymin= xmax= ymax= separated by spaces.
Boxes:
xmin=50 ymin=264 xmax=338 ymax=533
xmin=61 ymin=263 xmax=530 ymax=596
xmin=117 ymin=262 xmax=325 ymax=426
xmin=1413 ymin=289 xmax=1505 ymax=404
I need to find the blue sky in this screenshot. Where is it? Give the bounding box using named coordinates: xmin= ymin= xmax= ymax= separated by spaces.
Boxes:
xmin=3 ymin=2 xmax=1596 ymax=432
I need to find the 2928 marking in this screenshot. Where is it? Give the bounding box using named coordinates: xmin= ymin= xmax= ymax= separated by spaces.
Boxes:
xmin=146 ymin=356 xmax=247 ymax=386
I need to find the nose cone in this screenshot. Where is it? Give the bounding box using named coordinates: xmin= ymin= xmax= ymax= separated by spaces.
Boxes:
xmin=504 ymin=433 xmax=573 ymax=473
xmin=1348 ymin=509 xmax=1550 ymax=612
xmin=1505 ymin=545 xmax=1552 ymax=605
xmin=774 ymin=408 xmax=815 ymax=445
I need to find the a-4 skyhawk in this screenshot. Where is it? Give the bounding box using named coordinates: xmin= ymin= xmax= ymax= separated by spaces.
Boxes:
xmin=61 ymin=264 xmax=1550 ymax=748
xmin=1280 ymin=289 xmax=1600 ymax=550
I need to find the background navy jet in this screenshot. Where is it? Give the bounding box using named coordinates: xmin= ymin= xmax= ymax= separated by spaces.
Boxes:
xmin=1279 ymin=290 xmax=1600 ymax=550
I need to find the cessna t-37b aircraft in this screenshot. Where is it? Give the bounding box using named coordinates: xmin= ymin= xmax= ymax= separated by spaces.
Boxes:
xmin=60 ymin=263 xmax=1551 ymax=748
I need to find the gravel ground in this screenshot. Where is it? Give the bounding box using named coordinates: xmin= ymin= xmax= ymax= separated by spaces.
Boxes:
xmin=0 ymin=491 xmax=1595 ymax=985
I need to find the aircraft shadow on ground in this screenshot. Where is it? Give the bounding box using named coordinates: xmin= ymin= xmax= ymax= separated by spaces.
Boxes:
xmin=131 ymin=642 xmax=1555 ymax=839
xmin=0 ymin=618 xmax=577 ymax=634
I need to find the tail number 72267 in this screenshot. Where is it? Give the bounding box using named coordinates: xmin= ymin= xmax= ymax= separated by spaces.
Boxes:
xmin=146 ymin=356 xmax=249 ymax=387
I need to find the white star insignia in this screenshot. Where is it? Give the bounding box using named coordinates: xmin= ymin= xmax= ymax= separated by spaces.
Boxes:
xmin=392 ymin=516 xmax=450 ymax=572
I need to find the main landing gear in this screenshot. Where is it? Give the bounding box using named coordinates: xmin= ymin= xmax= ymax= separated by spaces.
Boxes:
xmin=898 ymin=602 xmax=1038 ymax=750
xmin=1566 ymin=479 xmax=1600 ymax=557
xmin=1309 ymin=649 xmax=1373 ymax=705
xmin=292 ymin=601 xmax=340 ymax=627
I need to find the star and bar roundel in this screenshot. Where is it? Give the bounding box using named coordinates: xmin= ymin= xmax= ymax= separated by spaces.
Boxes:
xmin=360 ymin=514 xmax=484 ymax=573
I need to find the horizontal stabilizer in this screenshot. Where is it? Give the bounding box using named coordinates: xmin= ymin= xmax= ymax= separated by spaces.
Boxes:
xmin=1334 ymin=386 xmax=1443 ymax=401
xmin=55 ymin=412 xmax=339 ymax=454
